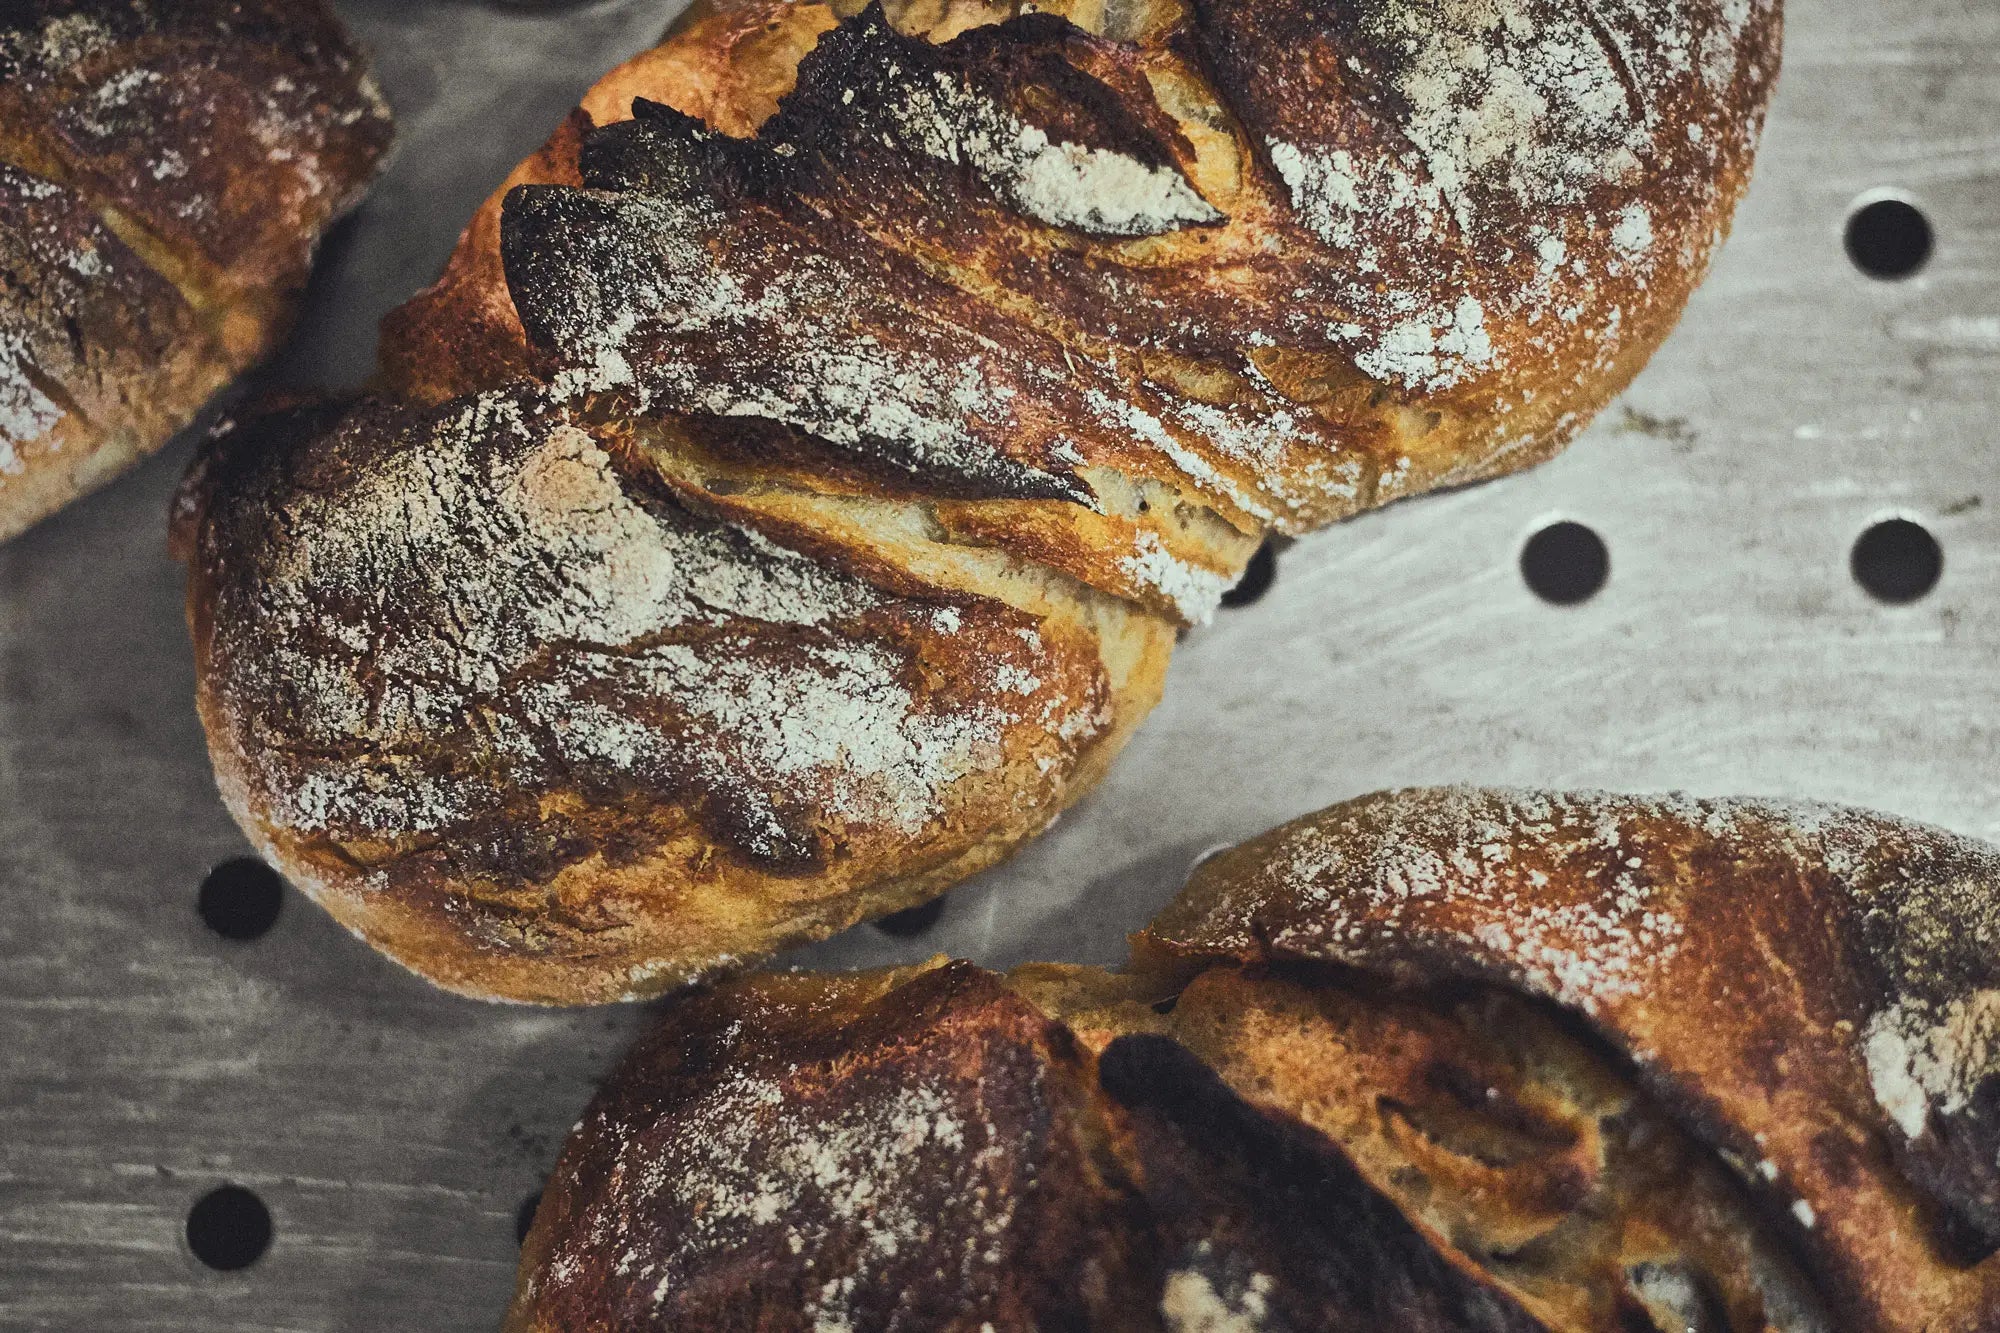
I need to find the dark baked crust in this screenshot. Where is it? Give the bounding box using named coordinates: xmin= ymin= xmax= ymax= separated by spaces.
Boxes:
xmin=512 ymin=790 xmax=1987 ymax=1330
xmin=0 ymin=0 xmax=389 ymax=539
xmin=0 ymin=165 xmax=221 ymax=527
xmin=185 ymin=0 xmax=1778 ymax=1001
xmin=508 ymin=960 xmax=1554 ymax=1331
xmin=506 ymin=962 xmax=1156 ymax=1331
xmin=1139 ymin=788 xmax=2000 ymax=1332
xmin=1096 ymin=1032 xmax=1547 ymax=1332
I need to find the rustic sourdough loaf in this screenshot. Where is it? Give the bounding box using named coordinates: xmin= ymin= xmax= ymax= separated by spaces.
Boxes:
xmin=180 ymin=0 xmax=1781 ymax=1002
xmin=0 ymin=0 xmax=390 ymax=539
xmin=510 ymin=790 xmax=2000 ymax=1332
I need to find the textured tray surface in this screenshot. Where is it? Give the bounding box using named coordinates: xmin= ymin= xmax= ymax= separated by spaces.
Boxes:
xmin=2 ymin=0 xmax=1995 ymax=1325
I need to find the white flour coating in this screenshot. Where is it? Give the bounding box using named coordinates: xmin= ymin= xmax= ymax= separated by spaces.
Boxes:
xmin=546 ymin=189 xmax=1062 ymax=498
xmin=537 ymin=175 xmax=1327 ymax=539
xmin=0 ymin=12 xmax=113 ymax=71
xmin=512 ymin=0 xmax=1772 ymax=607
xmin=1266 ymin=142 xmax=1374 ymax=251
xmin=1 ymin=168 xmax=120 ymax=463
xmin=1259 ymin=0 xmax=1764 ymax=389
xmin=1161 ymin=390 xmax=1364 ymax=519
xmin=554 ymin=1062 xmax=1021 ymax=1326
xmin=4 ymin=2 xmax=382 ymax=234
xmin=1082 ymin=389 xmax=1281 ymax=526
xmin=1371 ymin=0 xmax=1649 ymax=232
xmin=1160 ymin=1263 xmax=1273 ymax=1333
xmin=229 ymin=393 xmax=1056 ymax=849
xmin=532 ymin=639 xmax=1010 ymax=840
xmin=1628 ymin=1264 xmax=1712 ymax=1332
xmin=1234 ymin=789 xmax=1732 ymax=1013
xmin=1612 ymin=203 xmax=1656 ymax=257
xmin=1119 ymin=530 xmax=1232 ymax=623
xmin=0 ymin=331 xmax=62 ymax=460
xmin=1355 ymin=295 xmax=1495 ymax=391
xmin=889 ymin=70 xmax=1223 ymax=237
xmin=1864 ymin=990 xmax=2000 ymax=1140
xmin=64 ymin=64 xmax=217 ymax=215
xmin=1198 ymin=787 xmax=2000 ymax=1140
xmin=74 ymin=66 xmax=164 ymax=136
xmin=1263 ymin=140 xmax=1500 ymax=389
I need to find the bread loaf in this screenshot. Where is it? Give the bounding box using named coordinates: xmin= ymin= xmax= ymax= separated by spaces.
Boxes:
xmin=0 ymin=0 xmax=390 ymax=539
xmin=510 ymin=789 xmax=2000 ymax=1332
xmin=178 ymin=0 xmax=1781 ymax=1002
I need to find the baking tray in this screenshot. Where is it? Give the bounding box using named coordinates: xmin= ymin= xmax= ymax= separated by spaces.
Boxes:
xmin=2 ymin=0 xmax=1994 ymax=1325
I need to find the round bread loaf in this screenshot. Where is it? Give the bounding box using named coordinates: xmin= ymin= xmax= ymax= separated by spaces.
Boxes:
xmin=510 ymin=789 xmax=2000 ymax=1332
xmin=0 ymin=0 xmax=390 ymax=540
xmin=179 ymin=0 xmax=1781 ymax=1002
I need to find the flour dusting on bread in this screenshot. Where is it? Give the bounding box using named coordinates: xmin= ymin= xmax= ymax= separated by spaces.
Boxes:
xmin=0 ymin=332 xmax=62 ymax=459
xmin=185 ymin=0 xmax=1781 ymax=1002
xmin=0 ymin=0 xmax=389 ymax=538
xmin=1865 ymin=990 xmax=2000 ymax=1140
xmin=1144 ymin=787 xmax=2000 ymax=1331
xmin=1160 ymin=1263 xmax=1273 ymax=1332
xmin=592 ymin=1069 xmax=999 ymax=1321
xmin=1251 ymin=0 xmax=1771 ymax=390
xmin=889 ymin=69 xmax=1223 ymax=236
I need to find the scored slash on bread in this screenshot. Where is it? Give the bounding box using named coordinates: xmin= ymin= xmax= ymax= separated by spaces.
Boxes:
xmin=0 ymin=1 xmax=390 ymax=540
xmin=179 ymin=0 xmax=1781 ymax=1002
xmin=510 ymin=790 xmax=2000 ymax=1332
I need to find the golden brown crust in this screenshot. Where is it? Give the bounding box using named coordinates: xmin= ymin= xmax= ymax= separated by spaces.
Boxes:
xmin=376 ymin=0 xmax=839 ymax=409
xmin=0 ymin=165 xmax=227 ymax=529
xmin=1139 ymin=787 xmax=2000 ymax=1333
xmin=391 ymin=0 xmax=1782 ymax=613
xmin=0 ymin=0 xmax=390 ymax=541
xmin=185 ymin=0 xmax=1777 ymax=1002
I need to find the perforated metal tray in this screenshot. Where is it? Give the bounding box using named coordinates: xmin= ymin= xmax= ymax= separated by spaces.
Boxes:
xmin=2 ymin=0 xmax=1995 ymax=1325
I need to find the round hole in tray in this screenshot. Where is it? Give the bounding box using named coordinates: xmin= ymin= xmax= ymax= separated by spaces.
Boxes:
xmin=516 ymin=1191 xmax=542 ymax=1245
xmin=1845 ymin=197 xmax=1933 ymax=280
xmin=186 ymin=1185 xmax=272 ymax=1272
xmin=1851 ymin=517 xmax=1943 ymax=603
xmin=198 ymin=858 xmax=285 ymax=942
xmin=1520 ymin=520 xmax=1609 ymax=605
xmin=1220 ymin=539 xmax=1279 ymax=609
xmin=873 ymin=895 xmax=948 ymax=937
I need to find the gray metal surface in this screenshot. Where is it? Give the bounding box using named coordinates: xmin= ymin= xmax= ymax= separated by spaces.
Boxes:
xmin=0 ymin=0 xmax=1993 ymax=1324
